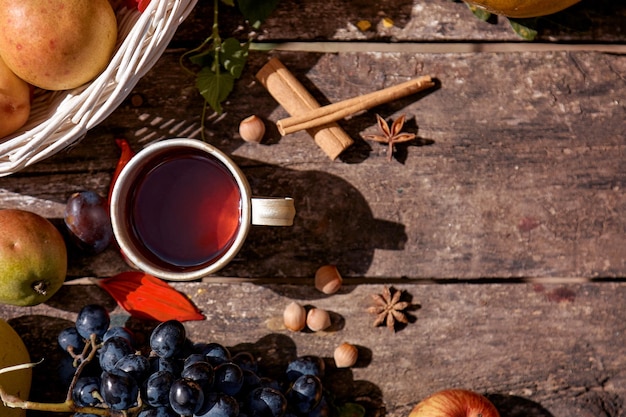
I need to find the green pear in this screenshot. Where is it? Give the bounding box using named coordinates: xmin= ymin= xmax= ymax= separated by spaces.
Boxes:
xmin=0 ymin=209 xmax=67 ymax=306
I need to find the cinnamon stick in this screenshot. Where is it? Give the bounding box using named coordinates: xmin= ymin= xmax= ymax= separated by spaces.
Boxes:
xmin=276 ymin=75 xmax=435 ymax=135
xmin=256 ymin=58 xmax=353 ymax=160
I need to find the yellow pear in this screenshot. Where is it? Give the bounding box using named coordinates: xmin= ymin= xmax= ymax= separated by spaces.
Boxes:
xmin=0 ymin=209 xmax=67 ymax=306
xmin=0 ymin=0 xmax=117 ymax=90
xmin=0 ymin=318 xmax=31 ymax=417
xmin=0 ymin=55 xmax=30 ymax=139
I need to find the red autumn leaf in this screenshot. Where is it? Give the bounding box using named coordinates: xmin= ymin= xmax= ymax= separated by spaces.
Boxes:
xmin=123 ymin=0 xmax=139 ymax=10
xmin=108 ymin=138 xmax=136 ymax=208
xmin=123 ymin=0 xmax=149 ymax=11
xmin=97 ymin=271 xmax=205 ymax=322
xmin=138 ymin=0 xmax=151 ymax=12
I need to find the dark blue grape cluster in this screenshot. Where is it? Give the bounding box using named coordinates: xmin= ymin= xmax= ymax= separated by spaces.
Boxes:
xmin=58 ymin=305 xmax=333 ymax=417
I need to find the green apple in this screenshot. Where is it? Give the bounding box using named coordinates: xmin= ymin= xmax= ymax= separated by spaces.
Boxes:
xmin=0 ymin=209 xmax=67 ymax=306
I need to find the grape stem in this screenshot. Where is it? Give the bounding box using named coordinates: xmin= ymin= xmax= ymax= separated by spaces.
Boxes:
xmin=66 ymin=333 xmax=100 ymax=401
xmin=0 ymin=389 xmax=111 ymax=415
xmin=0 ymin=333 xmax=142 ymax=417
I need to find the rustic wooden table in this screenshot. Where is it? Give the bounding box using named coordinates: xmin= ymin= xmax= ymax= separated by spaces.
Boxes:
xmin=1 ymin=1 xmax=625 ymax=416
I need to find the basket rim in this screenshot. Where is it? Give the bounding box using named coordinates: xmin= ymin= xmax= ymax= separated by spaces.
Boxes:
xmin=0 ymin=0 xmax=198 ymax=176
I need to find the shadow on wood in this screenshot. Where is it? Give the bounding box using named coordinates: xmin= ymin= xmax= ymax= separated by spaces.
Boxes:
xmin=221 ymin=159 xmax=408 ymax=279
xmin=486 ymin=393 xmax=555 ymax=417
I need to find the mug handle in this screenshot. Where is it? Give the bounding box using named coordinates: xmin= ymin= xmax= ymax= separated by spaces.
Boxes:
xmin=251 ymin=197 xmax=296 ymax=226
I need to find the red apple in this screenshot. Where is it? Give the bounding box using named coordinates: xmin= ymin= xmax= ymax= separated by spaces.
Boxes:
xmin=409 ymin=389 xmax=500 ymax=417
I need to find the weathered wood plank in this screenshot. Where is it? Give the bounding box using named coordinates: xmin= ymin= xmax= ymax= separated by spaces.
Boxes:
xmin=174 ymin=0 xmax=626 ymax=44
xmin=2 ymin=281 xmax=626 ymax=417
xmin=2 ymin=49 xmax=624 ymax=279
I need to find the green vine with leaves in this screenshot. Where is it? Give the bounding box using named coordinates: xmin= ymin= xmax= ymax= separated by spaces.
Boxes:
xmin=180 ymin=0 xmax=280 ymax=138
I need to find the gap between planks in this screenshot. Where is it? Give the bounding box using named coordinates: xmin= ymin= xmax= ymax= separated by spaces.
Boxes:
xmin=250 ymin=41 xmax=626 ymax=54
xmin=64 ymin=276 xmax=626 ymax=286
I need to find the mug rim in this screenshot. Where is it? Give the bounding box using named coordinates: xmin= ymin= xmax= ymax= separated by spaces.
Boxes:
xmin=110 ymin=138 xmax=252 ymax=281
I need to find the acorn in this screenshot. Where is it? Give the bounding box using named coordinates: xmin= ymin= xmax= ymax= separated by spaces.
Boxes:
xmin=306 ymin=308 xmax=331 ymax=332
xmin=334 ymin=342 xmax=358 ymax=368
xmin=283 ymin=301 xmax=307 ymax=332
xmin=239 ymin=115 xmax=265 ymax=143
xmin=314 ymin=265 xmax=342 ymax=295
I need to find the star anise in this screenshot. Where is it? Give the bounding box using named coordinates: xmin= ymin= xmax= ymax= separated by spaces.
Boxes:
xmin=363 ymin=114 xmax=416 ymax=161
xmin=367 ymin=286 xmax=411 ymax=331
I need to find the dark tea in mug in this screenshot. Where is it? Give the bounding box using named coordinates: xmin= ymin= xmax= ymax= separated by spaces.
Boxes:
xmin=127 ymin=148 xmax=242 ymax=271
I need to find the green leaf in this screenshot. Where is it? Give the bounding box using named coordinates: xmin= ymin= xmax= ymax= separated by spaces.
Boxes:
xmin=337 ymin=403 xmax=366 ymax=417
xmin=508 ymin=18 xmax=539 ymax=40
xmin=220 ymin=0 xmax=235 ymax=6
xmin=467 ymin=3 xmax=492 ymax=22
xmin=237 ymin=0 xmax=281 ymax=28
xmin=188 ymin=48 xmax=215 ymax=68
xmin=220 ymin=38 xmax=249 ymax=78
xmin=196 ymin=67 xmax=235 ymax=114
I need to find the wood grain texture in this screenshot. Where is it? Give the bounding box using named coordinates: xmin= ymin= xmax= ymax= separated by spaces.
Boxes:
xmin=173 ymin=0 xmax=626 ymax=44
xmin=2 ymin=49 xmax=624 ymax=279
xmin=2 ymin=282 xmax=626 ymax=417
xmin=0 ymin=4 xmax=624 ymax=417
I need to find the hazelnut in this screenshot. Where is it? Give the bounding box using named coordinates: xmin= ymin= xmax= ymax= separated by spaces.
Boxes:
xmin=314 ymin=265 xmax=342 ymax=295
xmin=334 ymin=342 xmax=358 ymax=368
xmin=306 ymin=308 xmax=331 ymax=332
xmin=283 ymin=301 xmax=306 ymax=332
xmin=239 ymin=115 xmax=265 ymax=143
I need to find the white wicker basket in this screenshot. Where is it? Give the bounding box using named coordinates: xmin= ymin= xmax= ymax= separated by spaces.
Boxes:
xmin=0 ymin=0 xmax=198 ymax=176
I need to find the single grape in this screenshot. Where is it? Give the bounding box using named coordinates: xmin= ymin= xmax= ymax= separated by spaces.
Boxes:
xmin=286 ymin=374 xmax=322 ymax=414
xmin=168 ymin=378 xmax=204 ymax=416
xmin=57 ymin=355 xmax=78 ymax=386
xmin=72 ymin=376 xmax=102 ymax=407
xmin=285 ymin=356 xmax=325 ymax=382
xmin=180 ymin=361 xmax=214 ymax=390
xmin=232 ymin=351 xmax=258 ymax=373
xmin=195 ymin=391 xmax=240 ymax=417
xmin=104 ymin=326 xmax=135 ymax=347
xmin=150 ymin=320 xmax=186 ymax=359
xmin=246 ymin=386 xmax=287 ymax=417
xmin=100 ymin=369 xmax=139 ymax=410
xmin=57 ymin=326 xmax=85 ymax=353
xmin=75 ymin=304 xmax=110 ymax=339
xmin=58 ymin=353 xmax=101 ymax=386
xmin=64 ymin=190 xmax=113 ymax=254
xmin=200 ymin=342 xmax=231 ymax=366
xmin=144 ymin=370 xmax=176 ymax=408
xmin=239 ymin=369 xmax=262 ymax=397
xmin=115 ymin=353 xmax=151 ymax=384
xmin=99 ymin=336 xmax=134 ymax=372
xmin=184 ymin=353 xmax=207 ymax=368
xmin=213 ymin=362 xmax=244 ymax=396
xmin=308 ymin=396 xmax=330 ymax=417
